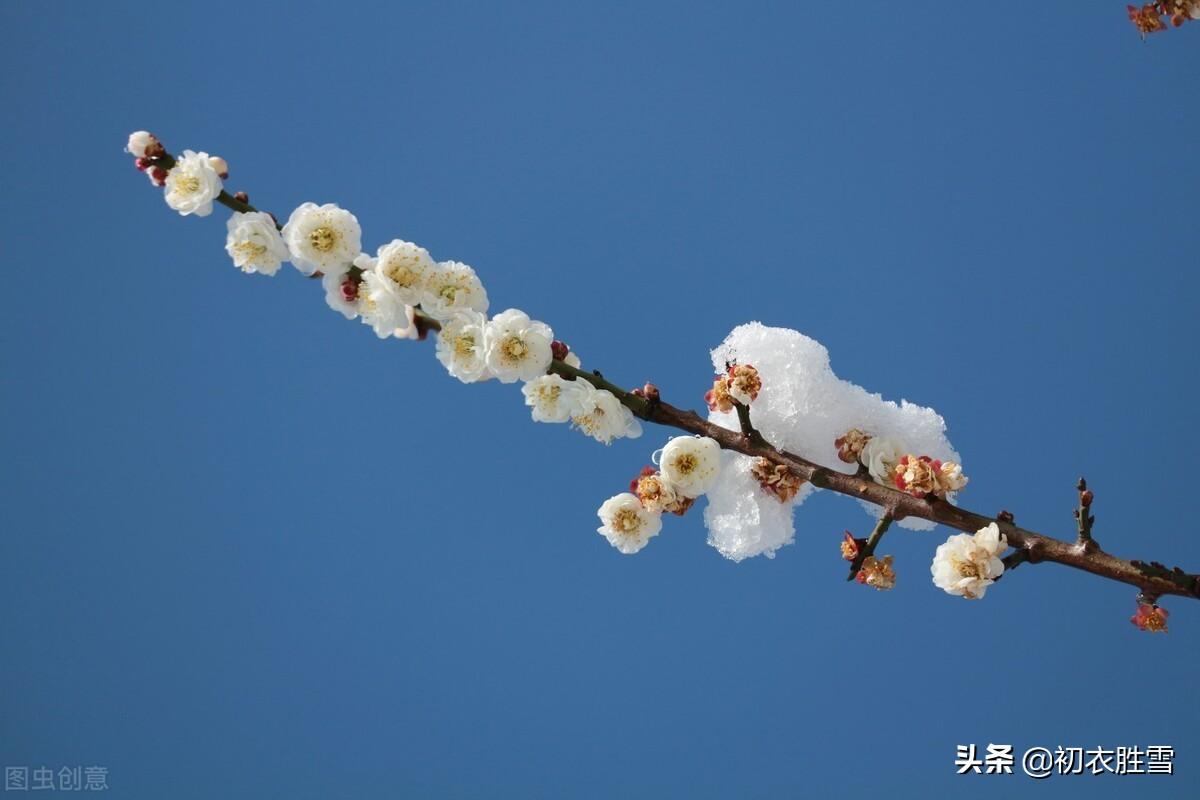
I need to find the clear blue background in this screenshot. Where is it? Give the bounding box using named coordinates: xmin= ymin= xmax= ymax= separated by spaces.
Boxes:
xmin=2 ymin=1 xmax=1198 ymax=797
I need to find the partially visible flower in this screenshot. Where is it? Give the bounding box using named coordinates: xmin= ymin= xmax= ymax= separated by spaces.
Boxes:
xmin=1128 ymin=3 xmax=1168 ymax=35
xmin=571 ymin=381 xmax=642 ymax=444
xmin=224 ymin=211 xmax=288 ymax=276
xmin=931 ymin=522 xmax=1008 ymax=600
xmin=859 ymin=436 xmax=904 ymax=486
xmin=894 ymin=455 xmax=940 ymax=498
xmin=422 ymin=260 xmax=489 ymax=320
xmin=322 ymin=267 xmax=365 ymax=320
xmin=596 ymin=492 xmax=663 ymax=555
xmin=658 ymin=436 xmax=722 ymax=498
xmin=207 ymin=155 xmax=229 ymax=178
xmin=631 ymin=467 xmax=692 ymax=515
xmin=937 ymin=461 xmax=969 ymax=494
xmin=484 ymin=308 xmax=554 ymax=383
xmin=375 ymin=239 xmax=435 ymax=306
xmin=522 ymin=373 xmax=585 ymax=422
xmin=1131 ymin=604 xmax=1169 ymax=633
xmin=840 ymin=532 xmax=860 ymax=561
xmin=281 ymin=202 xmax=361 ymax=276
xmin=727 ymin=363 xmax=761 ymax=405
xmin=358 ymin=269 xmax=412 ymax=339
xmin=436 ymin=311 xmax=491 ymax=383
xmin=563 ymin=350 xmax=582 ymax=369
xmin=704 ymin=374 xmax=734 ymax=412
xmin=856 ymin=555 xmax=896 ymax=591
xmin=163 ymin=149 xmax=223 ymax=217
xmin=835 ymin=428 xmax=870 ymax=464
xmin=125 ymin=131 xmax=163 ymax=158
xmin=750 ymin=456 xmax=804 ymax=502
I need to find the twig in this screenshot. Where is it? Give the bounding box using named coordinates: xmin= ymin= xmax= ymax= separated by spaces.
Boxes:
xmin=847 ymin=513 xmax=894 ymax=581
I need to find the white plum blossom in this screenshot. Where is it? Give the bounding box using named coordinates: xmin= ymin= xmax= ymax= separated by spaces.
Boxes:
xmin=375 ymin=239 xmax=435 ymax=306
xmin=484 ymin=308 xmax=554 ymax=383
xmin=224 ymin=211 xmax=288 ymax=276
xmin=359 ymin=269 xmax=415 ymax=339
xmin=859 ymin=435 xmax=904 ymax=486
xmin=207 ymin=155 xmax=229 ymax=178
xmin=435 ymin=311 xmax=491 ymax=383
xmin=570 ymin=381 xmax=642 ymax=444
xmin=931 ymin=522 xmax=1008 ymax=600
xmin=163 ymin=150 xmax=223 ymax=217
xmin=125 ymin=131 xmax=159 ymax=157
xmin=596 ymin=492 xmax=662 ymax=555
xmin=658 ymin=436 xmax=722 ymax=498
xmin=281 ymin=202 xmax=362 ymax=276
xmin=422 ymin=260 xmax=489 ymax=320
xmin=522 ymin=374 xmax=585 ymax=423
xmin=563 ymin=350 xmax=581 ymax=369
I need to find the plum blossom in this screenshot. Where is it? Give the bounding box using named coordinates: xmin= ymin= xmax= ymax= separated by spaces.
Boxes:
xmin=422 ymin=261 xmax=489 ymax=320
xmin=484 ymin=309 xmax=553 ymax=383
xmin=163 ymin=150 xmax=223 ymax=217
xmin=359 ymin=269 xmax=415 ymax=339
xmin=224 ymin=211 xmax=288 ymax=276
xmin=435 ymin=311 xmax=491 ymax=383
xmin=658 ymin=436 xmax=722 ymax=498
xmin=375 ymin=239 xmax=435 ymax=306
xmin=522 ymin=374 xmax=584 ymax=422
xmin=631 ymin=467 xmax=693 ymax=515
xmin=281 ymin=202 xmax=362 ymax=276
xmin=859 ymin=436 xmax=904 ymax=487
xmin=125 ymin=131 xmax=162 ymax=158
xmin=596 ymin=492 xmax=662 ymax=555
xmin=930 ymin=522 xmax=1008 ymax=600
xmin=570 ymin=381 xmax=642 ymax=444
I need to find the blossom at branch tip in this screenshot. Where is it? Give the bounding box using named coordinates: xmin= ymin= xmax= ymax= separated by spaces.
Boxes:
xmin=1131 ymin=603 xmax=1169 ymax=633
xmin=522 ymin=373 xmax=585 ymax=422
xmin=726 ymin=363 xmax=761 ymax=405
xmin=835 ymin=428 xmax=870 ymax=464
xmin=570 ymin=381 xmax=642 ymax=444
xmin=163 ymin=150 xmax=223 ymax=217
xmin=125 ymin=131 xmax=163 ymax=158
xmin=374 ymin=239 xmax=435 ymax=306
xmin=281 ymin=202 xmax=362 ymax=276
xmin=859 ymin=436 xmax=904 ymax=487
xmin=631 ymin=467 xmax=693 ymax=515
xmin=483 ymin=308 xmax=553 ymax=383
xmin=435 ymin=310 xmax=491 ymax=383
xmin=421 ymin=260 xmax=489 ymax=320
xmin=893 ymin=455 xmax=968 ymax=498
xmin=856 ymin=555 xmax=896 ymax=591
xmin=224 ymin=211 xmax=288 ymax=276
xmin=931 ymin=522 xmax=1008 ymax=600
xmin=658 ymin=436 xmax=722 ymax=498
xmin=596 ymin=492 xmax=662 ymax=555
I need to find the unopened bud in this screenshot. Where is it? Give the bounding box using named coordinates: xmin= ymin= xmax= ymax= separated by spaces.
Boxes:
xmin=208 ymin=156 xmax=229 ymax=179
xmin=233 ymin=191 xmax=250 ymax=205
xmin=996 ymin=510 xmax=1014 ymax=524
xmin=641 ymin=382 xmax=660 ymax=402
xmin=551 ymin=340 xmax=569 ymax=362
xmin=1080 ymin=489 xmax=1094 ymax=507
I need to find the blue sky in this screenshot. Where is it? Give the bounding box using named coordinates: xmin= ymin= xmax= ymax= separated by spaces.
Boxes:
xmin=2 ymin=1 xmax=1198 ymax=797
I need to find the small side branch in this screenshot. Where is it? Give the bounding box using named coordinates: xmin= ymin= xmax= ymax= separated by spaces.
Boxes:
xmin=1074 ymin=477 xmax=1097 ymax=552
xmin=847 ymin=513 xmax=894 ymax=581
xmin=734 ymin=401 xmax=766 ymax=446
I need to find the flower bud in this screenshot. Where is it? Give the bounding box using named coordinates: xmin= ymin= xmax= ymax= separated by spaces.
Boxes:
xmin=208 ymin=156 xmax=229 ymax=179
xmin=234 ymin=191 xmax=250 ymax=205
xmin=551 ymin=340 xmax=569 ymax=362
xmin=1080 ymin=489 xmax=1094 ymax=507
xmin=641 ymin=382 xmax=660 ymax=402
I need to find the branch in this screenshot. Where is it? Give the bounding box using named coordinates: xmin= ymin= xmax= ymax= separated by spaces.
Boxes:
xmin=129 ymin=141 xmax=1200 ymax=607
xmin=847 ymin=513 xmax=894 ymax=582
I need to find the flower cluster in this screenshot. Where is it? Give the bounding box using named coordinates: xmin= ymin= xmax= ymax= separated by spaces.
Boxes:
xmin=836 ymin=430 xmax=968 ymax=499
xmin=1127 ymin=2 xmax=1199 ymax=36
xmin=596 ymin=436 xmax=721 ymax=554
xmin=704 ymin=363 xmax=760 ymax=412
xmin=930 ymin=522 xmax=1008 ymax=600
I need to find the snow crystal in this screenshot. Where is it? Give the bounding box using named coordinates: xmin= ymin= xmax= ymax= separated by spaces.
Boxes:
xmin=703 ymin=322 xmax=961 ymax=561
